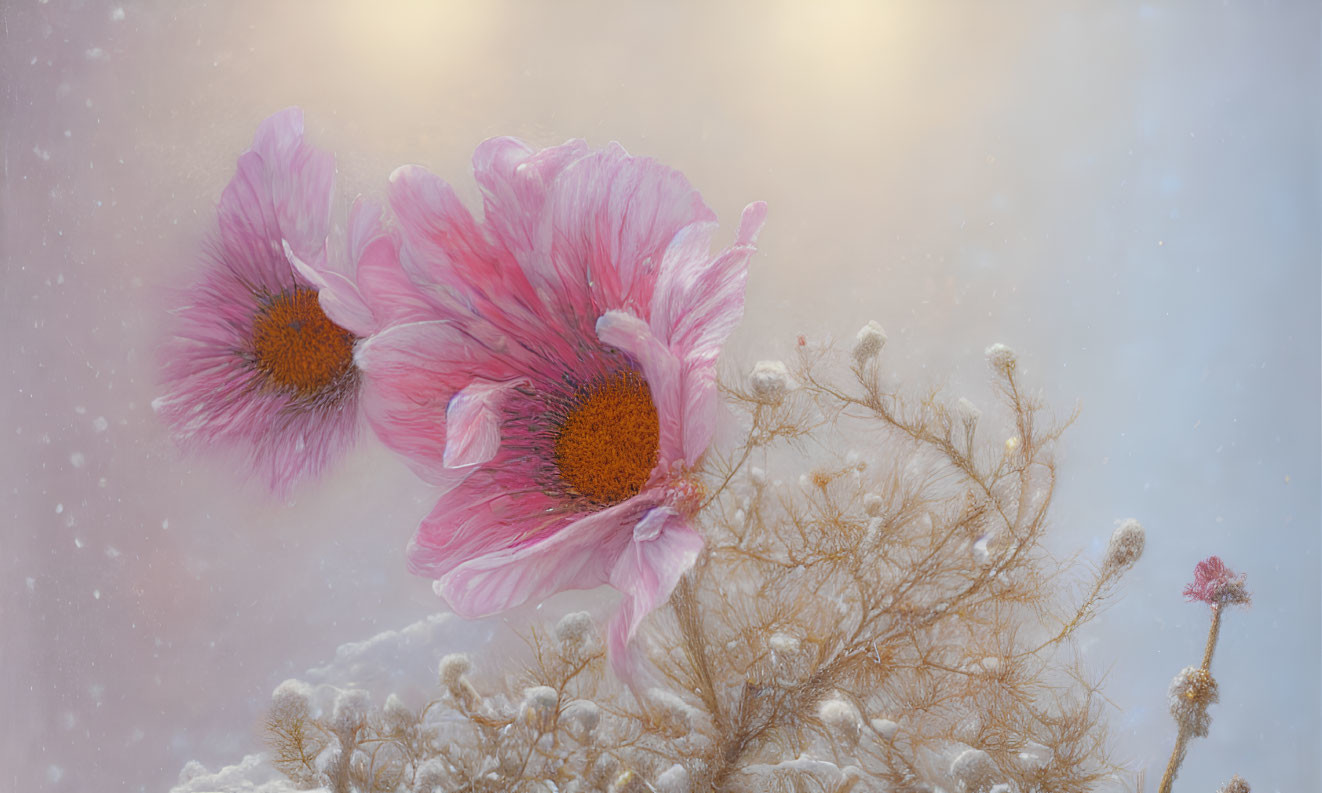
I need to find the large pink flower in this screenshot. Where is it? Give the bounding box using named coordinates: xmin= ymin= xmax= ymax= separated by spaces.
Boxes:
xmin=357 ymin=138 xmax=765 ymax=675
xmin=155 ymin=109 xmax=419 ymax=494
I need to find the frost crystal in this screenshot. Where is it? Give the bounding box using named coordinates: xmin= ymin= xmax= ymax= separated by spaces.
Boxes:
xmin=520 ymin=685 xmax=559 ymax=732
xmin=984 ymin=343 xmax=1017 ymax=373
xmin=1103 ymin=518 xmax=1146 ymax=574
xmin=748 ymin=360 xmax=793 ymax=403
xmin=852 ymin=320 xmax=888 ymax=363
xmin=817 ymin=697 xmax=861 ymax=746
xmin=1168 ymin=665 xmax=1218 ymax=736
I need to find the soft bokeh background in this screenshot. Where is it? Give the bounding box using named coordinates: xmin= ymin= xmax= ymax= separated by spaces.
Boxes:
xmin=3 ymin=1 xmax=1317 ymax=791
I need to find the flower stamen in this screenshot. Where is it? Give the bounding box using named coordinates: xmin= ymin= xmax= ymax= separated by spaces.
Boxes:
xmin=251 ymin=288 xmax=356 ymax=397
xmin=553 ymin=372 xmax=659 ymax=505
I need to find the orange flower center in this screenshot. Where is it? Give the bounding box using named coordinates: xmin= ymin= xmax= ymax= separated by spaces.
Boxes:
xmin=553 ymin=372 xmax=660 ymax=505
xmin=251 ymin=288 xmax=355 ymax=397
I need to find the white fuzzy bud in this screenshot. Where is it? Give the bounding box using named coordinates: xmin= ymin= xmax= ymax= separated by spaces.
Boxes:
xmin=852 ymin=320 xmax=888 ymax=363
xmin=270 ymin=678 xmax=313 ymax=722
xmin=563 ymin=699 xmax=601 ymax=740
xmin=438 ymin=653 xmax=470 ymax=687
xmin=949 ymin=747 xmax=998 ymax=792
xmin=331 ymin=688 xmax=370 ymax=736
xmin=862 ymin=492 xmax=884 ymax=517
xmin=984 ymin=343 xmax=1017 ymax=374
xmin=383 ymin=693 xmax=414 ymax=734
xmin=438 ymin=652 xmax=479 ymax=709
xmin=1103 ymin=518 xmax=1146 ymax=574
xmin=520 ymin=686 xmax=559 ymax=733
xmin=870 ymin=718 xmax=899 ymax=741
xmin=1169 ymin=665 xmax=1218 ymax=737
xmin=415 ymin=757 xmax=449 ymax=790
xmin=972 ymin=534 xmax=993 ymax=566
xmin=648 ymin=688 xmax=695 ymax=736
xmin=655 ymin=764 xmax=691 ymax=793
xmin=748 ymin=360 xmax=793 ymax=403
xmin=555 ymin=611 xmax=597 ymax=656
xmin=817 ymin=697 xmax=861 ymax=747
xmin=749 ymin=466 xmax=768 ymax=487
xmin=956 ymin=397 xmax=982 ymax=423
xmin=1016 ymin=741 xmax=1051 ymax=769
xmin=611 ymin=770 xmax=650 ymax=793
xmin=769 ymin=632 xmax=801 ymax=655
xmin=1217 ymin=775 xmax=1251 ymax=793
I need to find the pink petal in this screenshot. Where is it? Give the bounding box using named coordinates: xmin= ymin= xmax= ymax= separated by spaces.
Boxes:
xmin=606 ymin=511 xmax=704 ymax=681
xmin=407 ymin=473 xmax=558 ymax=577
xmin=216 ymin=151 xmax=290 ymax=290
xmin=595 ymin=310 xmax=684 ymax=463
xmin=346 ymin=199 xmax=432 ymax=328
xmin=435 ymin=503 xmax=635 ymax=618
xmin=652 ymin=201 xmax=767 ymax=365
xmin=443 ymin=378 xmax=528 ymax=469
xmin=389 ymin=164 xmax=548 ymax=342
xmin=355 ymin=320 xmax=516 ymax=485
xmin=250 ymin=107 xmax=335 ymax=263
xmin=680 ymin=363 xmax=719 ymax=461
xmin=286 ymin=241 xmax=375 ymax=336
xmin=548 ymin=145 xmax=717 ymax=315
xmin=472 ymin=137 xmax=589 ymax=263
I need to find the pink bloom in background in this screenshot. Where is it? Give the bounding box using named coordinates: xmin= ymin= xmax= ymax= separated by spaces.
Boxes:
xmin=1183 ymin=555 xmax=1251 ymax=607
xmin=155 ymin=108 xmax=398 ymax=494
xmin=356 ymin=138 xmax=766 ymax=677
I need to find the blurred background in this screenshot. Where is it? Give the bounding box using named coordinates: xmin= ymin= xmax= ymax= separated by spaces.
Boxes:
xmin=2 ymin=1 xmax=1317 ymax=791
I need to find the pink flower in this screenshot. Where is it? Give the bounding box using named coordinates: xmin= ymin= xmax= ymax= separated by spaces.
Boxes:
xmin=1183 ymin=555 xmax=1251 ymax=607
xmin=155 ymin=109 xmax=417 ymax=494
xmin=356 ymin=138 xmax=766 ymax=677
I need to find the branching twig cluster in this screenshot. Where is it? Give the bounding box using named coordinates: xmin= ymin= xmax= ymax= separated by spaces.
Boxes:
xmin=264 ymin=338 xmax=1144 ymax=793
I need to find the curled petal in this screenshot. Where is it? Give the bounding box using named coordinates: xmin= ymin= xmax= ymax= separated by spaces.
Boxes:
xmin=443 ymin=378 xmax=528 ymax=469
xmin=356 ymin=321 xmax=516 ymax=485
xmin=596 ymin=310 xmax=684 ymax=463
xmin=607 ymin=513 xmax=704 ymax=681
xmin=653 ymin=202 xmax=767 ymax=365
xmin=436 ymin=504 xmax=636 ymax=617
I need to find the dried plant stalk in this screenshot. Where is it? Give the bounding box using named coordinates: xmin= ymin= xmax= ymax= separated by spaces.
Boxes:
xmin=259 ymin=339 xmax=1144 ymax=793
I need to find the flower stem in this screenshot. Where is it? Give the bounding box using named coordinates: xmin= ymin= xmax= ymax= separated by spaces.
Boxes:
xmin=1158 ymin=604 xmax=1224 ymax=793
xmin=1201 ymin=605 xmax=1223 ymax=671
xmin=1157 ymin=727 xmax=1191 ymax=793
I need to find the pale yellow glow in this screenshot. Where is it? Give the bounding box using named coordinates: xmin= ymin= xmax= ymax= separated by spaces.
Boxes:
xmin=328 ymin=1 xmax=497 ymax=87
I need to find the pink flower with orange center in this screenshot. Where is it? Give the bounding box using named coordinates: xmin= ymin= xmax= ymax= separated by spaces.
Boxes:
xmin=356 ymin=138 xmax=765 ymax=676
xmin=155 ymin=109 xmax=423 ymax=494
